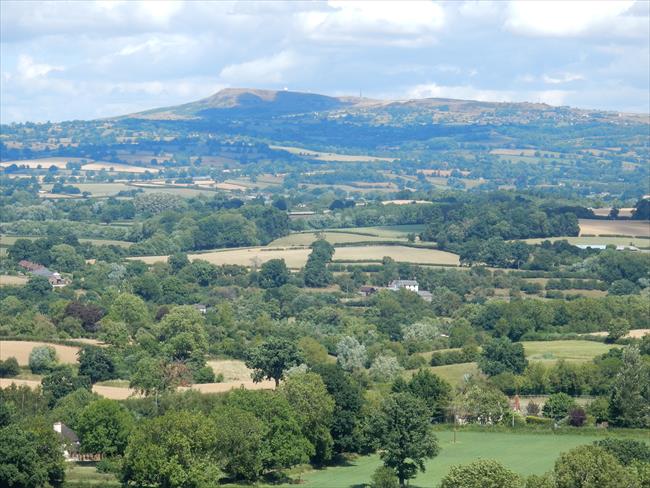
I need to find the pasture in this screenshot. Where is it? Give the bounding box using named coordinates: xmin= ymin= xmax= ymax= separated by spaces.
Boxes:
xmin=523 ymin=340 xmax=617 ymax=364
xmin=133 ymin=244 xmax=460 ymax=268
xmin=273 ymin=430 xmax=645 ymax=487
xmin=578 ymin=218 xmax=650 ymax=237
xmin=0 ymin=340 xmax=80 ymax=366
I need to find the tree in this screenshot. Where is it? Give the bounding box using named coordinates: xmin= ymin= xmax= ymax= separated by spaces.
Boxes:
xmin=370 ymin=355 xmax=403 ymax=382
xmin=606 ymin=318 xmax=630 ymax=343
xmin=77 ymin=399 xmax=133 ymax=456
xmin=542 ymin=393 xmax=576 ymax=421
xmin=304 ymin=239 xmax=334 ymax=288
xmin=608 ymin=347 xmax=650 ymax=428
xmin=106 ymin=293 xmax=151 ymax=337
xmin=554 ymin=445 xmax=640 ymax=488
xmin=157 ymin=305 xmax=208 ymax=362
xmin=213 ymin=406 xmax=265 ymax=482
xmin=452 ymin=381 xmax=510 ymax=424
xmin=440 ymin=459 xmax=522 ymax=488
xmin=336 ymin=336 xmax=367 ymax=372
xmin=371 ymin=393 xmax=439 ymax=486
xmin=50 ymin=244 xmax=84 ymax=272
xmin=51 ymin=388 xmax=100 ymax=432
xmin=312 ymin=363 xmax=364 ymax=453
xmin=121 ymin=411 xmax=221 ymax=488
xmin=168 ymin=252 xmax=190 ymax=273
xmin=0 ymin=422 xmax=66 ymax=488
xmin=78 ymin=346 xmax=116 ymax=383
xmin=0 ymin=357 xmax=20 ymax=378
xmin=280 ymin=372 xmax=335 ymax=464
xmin=246 ymin=338 xmax=303 ymax=387
xmin=568 ymin=406 xmax=587 ymax=427
xmin=594 ymin=438 xmax=650 ymax=466
xmin=397 ymin=369 xmax=452 ymax=423
xmin=42 ymin=366 xmax=91 ymax=406
xmin=478 ymin=338 xmax=528 ymax=376
xmin=259 ymin=259 xmax=290 ymax=288
xmin=29 ymin=345 xmax=58 ymax=374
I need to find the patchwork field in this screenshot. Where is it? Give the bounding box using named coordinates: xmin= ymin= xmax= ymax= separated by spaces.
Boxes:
xmin=578 ymin=218 xmax=650 ymax=237
xmin=133 ymin=244 xmax=460 ymax=268
xmin=523 ymin=340 xmax=615 ymax=364
xmin=1 ymin=158 xmax=156 ymax=173
xmin=583 ymin=329 xmax=650 ymax=339
xmin=0 ymin=340 xmax=80 ymax=365
xmin=269 ymin=231 xmax=406 ymax=246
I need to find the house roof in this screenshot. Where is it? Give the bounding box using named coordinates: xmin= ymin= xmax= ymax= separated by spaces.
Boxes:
xmin=390 ymin=279 xmax=418 ymax=286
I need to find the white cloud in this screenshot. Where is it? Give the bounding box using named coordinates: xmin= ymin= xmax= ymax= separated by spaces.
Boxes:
xmin=505 ymin=1 xmax=640 ymax=37
xmin=297 ymin=0 xmax=445 ymax=46
xmin=16 ymin=54 xmax=63 ymax=79
xmin=219 ymin=51 xmax=300 ymax=84
xmin=542 ymin=72 xmax=585 ymax=85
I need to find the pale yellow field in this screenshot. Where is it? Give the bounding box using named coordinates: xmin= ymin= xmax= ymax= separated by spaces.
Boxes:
xmin=0 ymin=340 xmax=80 ymax=365
xmin=81 ymin=162 xmax=155 ymax=173
xmin=270 ymin=145 xmax=394 ymax=162
xmin=1 ymin=157 xmax=82 ymax=169
xmin=1 ymin=158 xmax=155 ymax=173
xmin=579 ymin=219 xmax=650 ymax=237
xmin=0 ymin=275 xmax=28 ymax=286
xmin=134 ymin=245 xmax=460 ymax=268
xmin=215 ymin=182 xmax=248 ymax=191
xmin=590 ymin=208 xmax=634 ymax=218
xmin=207 ymin=359 xmax=255 ymax=381
xmin=269 ymin=232 xmax=402 ymax=247
xmin=43 ymin=182 xmax=132 ymax=197
xmin=521 ymin=236 xmax=650 ymax=248
xmin=583 ymin=329 xmax=650 ymax=339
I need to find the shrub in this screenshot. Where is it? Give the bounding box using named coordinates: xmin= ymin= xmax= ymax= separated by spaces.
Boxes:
xmin=586 ymin=397 xmax=609 ymax=423
xmin=526 ymin=416 xmax=554 ymax=426
xmin=594 ymin=438 xmax=650 ymax=465
xmin=542 ymin=393 xmax=576 ymax=420
xmin=430 ymin=346 xmax=478 ymax=366
xmin=568 ymin=406 xmax=587 ymax=427
xmin=193 ymin=366 xmax=215 ymax=384
xmin=440 ymin=459 xmax=522 ymax=488
xmin=371 ymin=465 xmax=399 ymax=488
xmin=0 ymin=357 xmax=20 ymax=378
xmin=28 ymin=345 xmax=58 ymax=374
xmin=526 ymin=401 xmax=540 ymax=416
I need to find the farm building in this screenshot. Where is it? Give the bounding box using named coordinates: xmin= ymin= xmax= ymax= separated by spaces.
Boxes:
xmin=575 ymin=244 xmax=639 ymax=251
xmin=53 ymin=422 xmax=100 ymax=462
xmin=19 ymin=260 xmax=70 ymax=287
xmin=388 ymin=279 xmax=419 ymax=292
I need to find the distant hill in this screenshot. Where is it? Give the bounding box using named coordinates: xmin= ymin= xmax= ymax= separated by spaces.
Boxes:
xmin=123 ymin=87 xmax=648 ymax=125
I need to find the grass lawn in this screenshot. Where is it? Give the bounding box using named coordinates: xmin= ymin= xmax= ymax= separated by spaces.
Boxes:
xmin=64 ymin=463 xmax=120 ymax=487
xmin=271 ymin=430 xmax=644 ymax=488
xmin=523 ymin=340 xmax=616 ymax=364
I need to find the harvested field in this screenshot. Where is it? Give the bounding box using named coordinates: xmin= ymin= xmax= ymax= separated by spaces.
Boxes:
xmin=270 ymin=145 xmax=394 ymax=162
xmin=382 ymin=199 xmax=431 ymax=205
xmin=207 ymin=359 xmax=254 ymax=381
xmin=0 ymin=378 xmax=40 ymax=389
xmin=1 ymin=157 xmax=83 ymax=169
xmin=0 ymin=275 xmax=28 ymax=286
xmin=583 ymin=329 xmax=650 ymax=339
xmin=590 ymin=208 xmax=634 ymax=218
xmin=578 ymin=219 xmax=650 ymax=237
xmin=133 ymin=245 xmax=459 ymax=268
xmin=521 ymin=235 xmax=650 ymax=248
xmin=80 ymin=162 xmax=155 ymax=173
xmin=269 ymin=232 xmax=403 ymax=247
xmin=1 ymin=235 xmax=132 ymax=248
xmin=0 ymin=158 xmax=155 ymax=173
xmin=0 ymin=340 xmax=80 ymax=365
xmin=214 ymin=182 xmax=248 ymax=191
xmin=43 ymin=182 xmax=132 ymax=197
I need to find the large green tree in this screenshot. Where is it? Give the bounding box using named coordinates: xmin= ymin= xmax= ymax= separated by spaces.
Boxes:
xmin=371 ymin=392 xmax=439 ymax=486
xmin=77 ymin=399 xmax=134 ymax=457
xmin=478 ymin=338 xmax=528 ymax=376
xmin=554 ymin=445 xmax=640 ymax=488
xmin=246 ymin=338 xmax=303 ymax=387
xmin=608 ymin=347 xmax=650 ymax=428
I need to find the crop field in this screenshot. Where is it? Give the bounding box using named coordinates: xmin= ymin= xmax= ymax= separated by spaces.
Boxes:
xmin=1 ymin=234 xmax=133 ymax=248
xmin=0 ymin=158 xmax=155 ymax=173
xmin=269 ymin=231 xmax=403 ymax=246
xmin=272 ymin=430 xmax=644 ymax=487
xmin=521 ymin=235 xmax=650 ymax=248
xmin=590 ymin=207 xmax=635 ymax=218
xmin=578 ymin=218 xmax=650 ymax=237
xmin=207 ymin=359 xmax=255 ymax=381
xmin=42 ymin=182 xmax=132 ymax=197
xmin=335 ymin=224 xmax=426 ymax=238
xmin=0 ymin=275 xmax=28 ymax=286
xmin=134 ymin=244 xmax=459 ymax=268
xmin=522 ymin=340 xmax=616 ymax=364
xmin=0 ymin=340 xmax=80 ymax=365
xmin=270 ymin=145 xmax=395 ymax=162
xmin=584 ymin=329 xmax=649 ymax=339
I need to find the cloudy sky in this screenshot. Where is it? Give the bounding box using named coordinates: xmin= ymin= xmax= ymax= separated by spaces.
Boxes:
xmin=1 ymin=0 xmax=649 ymax=122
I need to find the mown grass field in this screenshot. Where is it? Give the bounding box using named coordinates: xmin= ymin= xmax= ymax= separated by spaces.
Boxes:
xmin=578 ymin=219 xmax=650 ymax=237
xmin=134 ymin=244 xmax=459 ymax=268
xmin=274 ymin=430 xmax=646 ymax=487
xmin=522 ymin=340 xmax=616 ymax=364
xmin=522 ymin=235 xmax=650 ymax=248
xmin=0 ymin=340 xmax=80 ymax=365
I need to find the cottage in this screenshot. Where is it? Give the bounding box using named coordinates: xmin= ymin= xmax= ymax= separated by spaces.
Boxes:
xmin=193 ymin=303 xmax=208 ymax=314
xmin=387 ymin=279 xmax=419 ymax=292
xmin=359 ymin=285 xmax=378 ymax=297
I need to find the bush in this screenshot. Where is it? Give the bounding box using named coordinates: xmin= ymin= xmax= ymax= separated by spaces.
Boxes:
xmin=0 ymin=357 xmax=20 ymax=378
xmin=526 ymin=401 xmax=540 ymax=416
xmin=28 ymin=345 xmax=58 ymax=374
xmin=568 ymin=407 xmax=587 ymax=427
xmin=594 ymin=438 xmax=650 ymax=465
xmin=526 ymin=416 xmax=554 ymax=426
xmin=542 ymin=393 xmax=576 ymax=420
xmin=440 ymin=459 xmax=522 ymax=488
xmin=430 ymin=346 xmax=478 ymax=366
xmin=371 ymin=465 xmax=399 ymax=488
xmin=193 ymin=366 xmax=215 ymax=384
xmin=586 ymin=397 xmax=609 ymax=423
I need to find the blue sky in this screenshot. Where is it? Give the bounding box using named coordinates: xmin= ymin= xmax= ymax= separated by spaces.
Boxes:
xmin=1 ymin=0 xmax=649 ymax=122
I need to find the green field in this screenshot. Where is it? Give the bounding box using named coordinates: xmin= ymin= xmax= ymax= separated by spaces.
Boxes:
xmin=275 ymin=430 xmax=644 ymax=487
xmin=523 ymin=340 xmax=616 ymax=363
xmin=65 ymin=463 xmax=120 ymax=487
xmin=269 ymin=231 xmax=407 ymax=246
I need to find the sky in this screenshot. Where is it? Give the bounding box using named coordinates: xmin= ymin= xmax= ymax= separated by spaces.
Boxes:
xmin=1 ymin=0 xmax=649 ymax=122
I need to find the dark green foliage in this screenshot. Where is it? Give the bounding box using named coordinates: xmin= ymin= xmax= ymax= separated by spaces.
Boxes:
xmin=478 ymin=338 xmax=528 ymax=376
xmin=393 ymin=369 xmax=452 ymax=423
xmin=245 ymin=337 xmax=303 ymax=386
xmin=370 ymin=392 xmax=439 ymax=486
xmin=78 ymin=346 xmax=116 ymax=383
xmin=554 ymin=445 xmax=640 ymax=488
xmin=259 ymin=258 xmax=290 ymax=288
xmin=77 ymin=399 xmax=133 ymax=456
xmin=304 ymin=239 xmax=334 ymax=287
xmin=430 ymin=346 xmax=478 ymax=366
xmin=0 ymin=357 xmax=20 ymax=378
xmin=594 ymin=438 xmax=650 ymax=466
xmin=542 ymin=393 xmax=576 ymax=420
xmin=608 ymin=347 xmax=650 ymax=428
xmin=439 ymin=459 xmax=522 ymax=488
